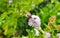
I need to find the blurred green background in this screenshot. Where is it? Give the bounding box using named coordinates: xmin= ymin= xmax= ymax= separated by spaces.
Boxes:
xmin=0 ymin=0 xmax=60 ymax=38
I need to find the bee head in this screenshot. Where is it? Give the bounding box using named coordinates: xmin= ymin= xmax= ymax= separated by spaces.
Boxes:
xmin=25 ymin=11 xmax=32 ymax=19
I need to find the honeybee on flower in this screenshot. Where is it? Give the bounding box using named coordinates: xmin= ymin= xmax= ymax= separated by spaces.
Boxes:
xmin=25 ymin=11 xmax=41 ymax=28
xmin=25 ymin=11 xmax=41 ymax=36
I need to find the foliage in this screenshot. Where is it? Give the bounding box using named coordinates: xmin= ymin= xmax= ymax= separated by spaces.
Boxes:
xmin=0 ymin=0 xmax=60 ymax=38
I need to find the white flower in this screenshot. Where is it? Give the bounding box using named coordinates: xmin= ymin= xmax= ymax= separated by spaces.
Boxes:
xmin=57 ymin=33 xmax=60 ymax=38
xmin=34 ymin=28 xmax=39 ymax=36
xmin=28 ymin=15 xmax=41 ymax=28
xmin=32 ymin=4 xmax=35 ymax=8
xmin=44 ymin=32 xmax=51 ymax=38
xmin=9 ymin=0 xmax=12 ymax=4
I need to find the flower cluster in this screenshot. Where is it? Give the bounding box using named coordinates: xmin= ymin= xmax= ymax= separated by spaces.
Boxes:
xmin=28 ymin=15 xmax=41 ymax=28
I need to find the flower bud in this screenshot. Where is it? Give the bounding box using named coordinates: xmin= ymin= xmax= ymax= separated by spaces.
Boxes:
xmin=9 ymin=0 xmax=12 ymax=4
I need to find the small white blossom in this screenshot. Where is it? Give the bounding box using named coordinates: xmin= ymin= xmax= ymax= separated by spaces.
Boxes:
xmin=28 ymin=15 xmax=41 ymax=28
xmin=57 ymin=33 xmax=60 ymax=38
xmin=9 ymin=0 xmax=12 ymax=4
xmin=44 ymin=32 xmax=51 ymax=38
xmin=34 ymin=28 xmax=39 ymax=36
xmin=32 ymin=4 xmax=36 ymax=8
